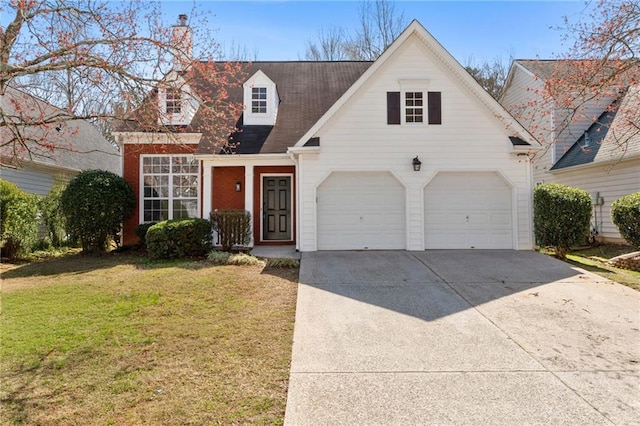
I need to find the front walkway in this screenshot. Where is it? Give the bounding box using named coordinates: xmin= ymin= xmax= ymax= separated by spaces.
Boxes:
xmin=250 ymin=245 xmax=300 ymax=260
xmin=284 ymin=250 xmax=640 ymax=425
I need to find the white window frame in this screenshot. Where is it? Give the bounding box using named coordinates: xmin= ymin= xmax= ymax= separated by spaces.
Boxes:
xmin=404 ymin=91 xmax=424 ymax=124
xmin=251 ymin=87 xmax=267 ymax=114
xmin=139 ymin=154 xmax=200 ymax=223
xmin=165 ymin=87 xmax=182 ymax=114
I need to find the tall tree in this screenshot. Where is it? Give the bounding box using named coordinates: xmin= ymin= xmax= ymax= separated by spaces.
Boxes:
xmin=0 ymin=1 xmax=244 ymax=161
xmin=303 ymin=0 xmax=407 ymax=61
xmin=464 ymin=54 xmax=513 ymax=100
xmin=542 ymin=0 xmax=639 ymax=155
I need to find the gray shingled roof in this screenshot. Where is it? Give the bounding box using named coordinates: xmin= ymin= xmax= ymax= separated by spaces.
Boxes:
xmin=197 ymin=61 xmax=373 ymax=154
xmin=551 ymin=84 xmax=640 ymax=170
xmin=0 ymin=86 xmax=120 ymax=173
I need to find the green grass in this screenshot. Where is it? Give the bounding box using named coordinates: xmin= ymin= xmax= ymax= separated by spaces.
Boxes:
xmin=0 ymin=254 xmax=298 ymax=425
xmin=540 ymin=244 xmax=640 ymax=290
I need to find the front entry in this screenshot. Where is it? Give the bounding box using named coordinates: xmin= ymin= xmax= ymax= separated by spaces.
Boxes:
xmin=263 ymin=176 xmax=292 ymax=241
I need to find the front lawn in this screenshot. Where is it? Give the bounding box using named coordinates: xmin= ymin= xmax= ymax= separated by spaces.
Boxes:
xmin=0 ymin=254 xmax=298 ymax=425
xmin=540 ymin=244 xmax=640 ymax=291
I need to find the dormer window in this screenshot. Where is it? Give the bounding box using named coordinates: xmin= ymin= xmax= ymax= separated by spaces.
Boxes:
xmin=157 ymin=74 xmax=198 ymax=126
xmin=252 ymin=87 xmax=267 ymax=113
xmin=166 ymin=88 xmax=182 ymax=114
xmin=243 ymin=70 xmax=279 ymax=126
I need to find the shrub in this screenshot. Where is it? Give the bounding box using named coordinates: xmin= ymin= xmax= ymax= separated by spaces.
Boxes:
xmin=0 ymin=179 xmax=40 ymax=255
xmin=0 ymin=234 xmax=22 ymax=260
xmin=40 ymin=179 xmax=68 ymax=247
xmin=207 ymin=250 xmax=231 ymax=265
xmin=534 ymin=183 xmax=592 ymax=259
xmin=611 ymin=192 xmax=640 ymax=249
xmin=210 ymin=209 xmax=252 ymax=252
xmin=228 ymin=253 xmax=263 ymax=266
xmin=60 ymin=170 xmax=135 ymax=253
xmin=135 ymin=222 xmax=157 ymax=248
xmin=146 ymin=218 xmax=212 ymax=259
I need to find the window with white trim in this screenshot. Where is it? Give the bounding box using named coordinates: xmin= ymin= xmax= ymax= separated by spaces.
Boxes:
xmin=251 ymin=87 xmax=267 ymax=113
xmin=165 ymin=88 xmax=182 ymax=114
xmin=142 ymin=156 xmax=198 ymax=222
xmin=405 ymin=92 xmax=423 ymax=123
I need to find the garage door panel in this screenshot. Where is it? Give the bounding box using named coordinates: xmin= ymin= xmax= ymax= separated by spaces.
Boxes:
xmin=425 ymin=172 xmax=512 ymax=249
xmin=318 ymin=172 xmax=405 ymax=250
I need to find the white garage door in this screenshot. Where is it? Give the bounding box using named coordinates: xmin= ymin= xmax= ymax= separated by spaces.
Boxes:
xmin=317 ymin=172 xmax=405 ymax=250
xmin=424 ymin=172 xmax=512 ymax=249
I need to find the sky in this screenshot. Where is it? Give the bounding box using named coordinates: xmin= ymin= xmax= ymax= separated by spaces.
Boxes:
xmin=160 ymin=0 xmax=590 ymax=64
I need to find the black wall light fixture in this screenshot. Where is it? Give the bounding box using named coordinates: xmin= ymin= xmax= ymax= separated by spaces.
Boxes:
xmin=412 ymin=156 xmax=422 ymax=171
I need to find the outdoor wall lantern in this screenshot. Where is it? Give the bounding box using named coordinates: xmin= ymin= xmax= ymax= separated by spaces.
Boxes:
xmin=235 ymin=181 xmax=242 ymax=192
xmin=412 ymin=156 xmax=422 ymax=171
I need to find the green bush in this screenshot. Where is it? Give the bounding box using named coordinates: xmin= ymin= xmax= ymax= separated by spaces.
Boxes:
xmin=146 ymin=218 xmax=212 ymax=259
xmin=210 ymin=209 xmax=252 ymax=252
xmin=40 ymin=179 xmax=68 ymax=247
xmin=135 ymin=222 xmax=157 ymax=248
xmin=611 ymin=192 xmax=640 ymax=248
xmin=60 ymin=170 xmax=135 ymax=253
xmin=0 ymin=179 xmax=40 ymax=256
xmin=534 ymin=183 xmax=592 ymax=259
xmin=207 ymin=250 xmax=231 ymax=265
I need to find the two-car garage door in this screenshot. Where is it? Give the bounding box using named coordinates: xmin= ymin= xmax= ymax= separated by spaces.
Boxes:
xmin=316 ymin=171 xmax=513 ymax=250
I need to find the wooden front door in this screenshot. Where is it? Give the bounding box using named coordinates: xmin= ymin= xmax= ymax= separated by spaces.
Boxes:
xmin=263 ymin=176 xmax=291 ymax=240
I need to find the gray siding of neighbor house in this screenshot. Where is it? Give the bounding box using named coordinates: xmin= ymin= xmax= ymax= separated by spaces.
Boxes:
xmin=0 ymin=165 xmax=74 ymax=196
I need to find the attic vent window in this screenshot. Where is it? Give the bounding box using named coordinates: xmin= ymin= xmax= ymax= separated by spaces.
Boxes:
xmin=166 ymin=88 xmax=181 ymax=114
xmin=252 ymin=87 xmax=267 ymax=113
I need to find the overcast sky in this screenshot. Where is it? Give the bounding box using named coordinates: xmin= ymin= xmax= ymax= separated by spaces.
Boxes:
xmin=161 ymin=0 xmax=589 ymax=63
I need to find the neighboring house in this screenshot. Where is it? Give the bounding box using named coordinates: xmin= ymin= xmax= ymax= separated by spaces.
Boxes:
xmin=501 ymin=60 xmax=640 ymax=242
xmin=0 ymin=86 xmax=121 ymax=195
xmin=116 ymin=19 xmax=540 ymax=251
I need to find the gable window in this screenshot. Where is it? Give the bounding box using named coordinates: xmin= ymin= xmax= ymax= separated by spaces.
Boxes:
xmin=252 ymin=87 xmax=267 ymax=113
xmin=405 ymin=92 xmax=423 ymax=123
xmin=165 ymin=88 xmax=182 ymax=114
xmin=142 ymin=156 xmax=198 ymax=222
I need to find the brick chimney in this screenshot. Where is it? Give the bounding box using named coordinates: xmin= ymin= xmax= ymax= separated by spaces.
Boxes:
xmin=171 ymin=14 xmax=192 ymax=72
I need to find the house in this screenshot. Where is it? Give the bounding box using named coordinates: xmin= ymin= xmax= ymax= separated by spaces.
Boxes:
xmin=501 ymin=60 xmax=640 ymax=242
xmin=0 ymin=86 xmax=121 ymax=195
xmin=116 ymin=19 xmax=540 ymax=251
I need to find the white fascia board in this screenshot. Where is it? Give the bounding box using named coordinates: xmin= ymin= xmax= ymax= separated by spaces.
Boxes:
xmin=114 ymin=132 xmax=202 ymax=145
xmin=549 ymin=154 xmax=640 ymax=174
xmin=287 ymin=146 xmax=320 ymax=155
xmin=196 ymin=153 xmax=294 ymax=165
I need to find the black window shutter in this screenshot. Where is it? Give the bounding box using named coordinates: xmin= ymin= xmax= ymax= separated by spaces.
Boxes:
xmin=387 ymin=92 xmax=400 ymax=125
xmin=428 ymin=92 xmax=442 ymax=125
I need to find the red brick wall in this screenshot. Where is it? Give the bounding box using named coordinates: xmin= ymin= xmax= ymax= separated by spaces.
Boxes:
xmin=253 ymin=166 xmax=296 ymax=245
xmin=212 ymin=166 xmax=245 ymax=211
xmin=121 ymin=143 xmax=198 ymax=246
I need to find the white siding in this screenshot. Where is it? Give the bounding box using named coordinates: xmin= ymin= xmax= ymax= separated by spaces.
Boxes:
xmin=297 ymin=35 xmax=534 ymax=251
xmin=0 ymin=164 xmax=74 ymax=196
xmin=551 ymin=159 xmax=640 ymax=242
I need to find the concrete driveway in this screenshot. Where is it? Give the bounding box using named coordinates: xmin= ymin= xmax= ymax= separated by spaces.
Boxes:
xmin=284 ymin=250 xmax=640 ymax=425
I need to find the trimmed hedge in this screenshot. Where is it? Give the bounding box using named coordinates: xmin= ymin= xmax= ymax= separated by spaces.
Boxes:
xmin=61 ymin=170 xmax=135 ymax=253
xmin=146 ymin=218 xmax=213 ymax=259
xmin=210 ymin=209 xmax=252 ymax=251
xmin=0 ymin=179 xmax=40 ymax=257
xmin=534 ymin=183 xmax=592 ymax=259
xmin=611 ymin=192 xmax=640 ymax=248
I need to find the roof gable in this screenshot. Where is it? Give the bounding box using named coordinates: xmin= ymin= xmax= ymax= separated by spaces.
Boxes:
xmin=551 ymin=85 xmax=640 ymax=170
xmin=0 ymin=86 xmax=120 ymax=173
xmin=293 ymin=20 xmax=539 ymax=149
